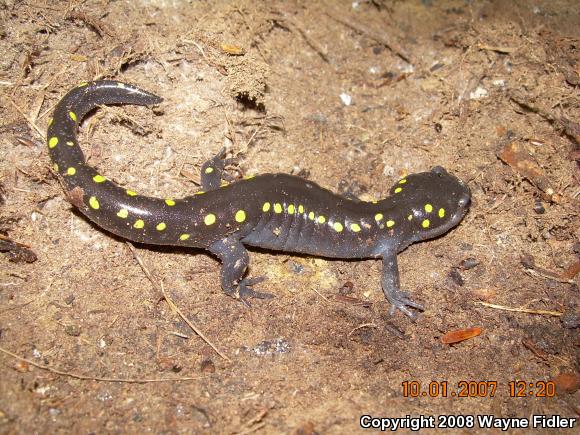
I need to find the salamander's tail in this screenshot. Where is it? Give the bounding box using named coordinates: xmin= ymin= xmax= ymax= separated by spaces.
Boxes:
xmin=46 ymin=81 xmax=166 ymax=243
xmin=46 ymin=80 xmax=162 ymax=187
xmin=50 ymin=80 xmax=162 ymax=126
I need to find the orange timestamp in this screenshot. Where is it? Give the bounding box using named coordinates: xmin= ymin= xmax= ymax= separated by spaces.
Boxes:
xmin=402 ymin=381 xmax=556 ymax=398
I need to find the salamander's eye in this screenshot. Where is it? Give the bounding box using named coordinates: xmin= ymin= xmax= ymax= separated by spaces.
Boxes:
xmin=431 ymin=166 xmax=446 ymax=177
xmin=458 ymin=193 xmax=471 ymax=209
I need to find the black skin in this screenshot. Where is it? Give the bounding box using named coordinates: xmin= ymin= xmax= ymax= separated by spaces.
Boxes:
xmin=47 ymin=80 xmax=472 ymax=320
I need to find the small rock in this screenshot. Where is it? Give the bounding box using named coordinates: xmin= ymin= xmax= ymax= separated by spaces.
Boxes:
xmin=64 ymin=325 xmax=81 ymax=337
xmin=469 ymin=86 xmax=488 ymax=100
xmin=200 ymin=359 xmax=215 ymax=374
xmin=459 ymin=257 xmax=480 ymax=270
xmin=339 ymin=93 xmax=352 ymax=106
xmin=552 ymin=372 xmax=580 ymax=394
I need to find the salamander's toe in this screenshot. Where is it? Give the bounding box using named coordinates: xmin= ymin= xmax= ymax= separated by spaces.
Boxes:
xmin=238 ymin=276 xmax=272 ymax=307
xmin=387 ymin=290 xmax=424 ymax=321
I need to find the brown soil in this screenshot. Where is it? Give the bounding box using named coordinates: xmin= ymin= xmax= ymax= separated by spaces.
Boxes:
xmin=1 ymin=0 xmax=578 ymax=433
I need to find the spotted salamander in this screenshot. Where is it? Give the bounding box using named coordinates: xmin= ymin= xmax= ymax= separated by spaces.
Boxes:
xmin=47 ymin=80 xmax=471 ymax=319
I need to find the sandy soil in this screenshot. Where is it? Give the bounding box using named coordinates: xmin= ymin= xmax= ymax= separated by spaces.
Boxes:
xmin=0 ymin=0 xmax=578 ymax=433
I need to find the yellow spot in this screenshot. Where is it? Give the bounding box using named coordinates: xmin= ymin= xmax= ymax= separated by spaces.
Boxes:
xmin=394 ymin=187 xmax=402 ymax=193
xmin=53 ymin=163 xmax=59 ymax=172
xmin=88 ymin=196 xmax=99 ymax=210
xmin=126 ymin=190 xmax=137 ymax=196
xmin=371 ymin=200 xmax=378 ymax=204
xmin=438 ymin=208 xmax=445 ymax=218
xmin=69 ymin=111 xmax=77 ymax=122
xmin=386 ymin=220 xmax=395 ymax=228
xmin=78 ymin=82 xmax=88 ymax=87
xmin=205 ymin=167 xmax=214 ymax=174
xmin=165 ymin=199 xmax=176 ymax=206
xmin=350 ymin=223 xmax=361 ymax=232
xmin=204 ymin=214 xmax=216 ymax=226
xmin=66 ymin=167 xmax=76 ymax=176
xmin=422 ymin=219 xmax=430 ymax=229
xmin=48 ymin=137 xmax=58 ymax=148
xmin=66 ymin=141 xmax=74 ymax=146
xmin=244 ymin=175 xmax=255 ymax=180
xmin=117 ymin=209 xmax=128 ymax=219
xmin=408 ymin=214 xmax=413 ymax=221
xmin=93 ymin=174 xmax=106 ymax=183
xmin=425 ymin=204 xmax=433 ymax=213
xmin=298 ymin=205 xmax=304 ymax=214
xmin=156 ymin=222 xmax=166 ymax=231
xmin=134 ymin=219 xmax=145 ymax=229
xmin=262 ymin=202 xmax=271 ymax=212
xmin=235 ymin=210 xmax=246 ymax=223
xmin=220 ymin=181 xmax=229 ymax=187
xmin=317 ymin=215 xmax=326 ymax=224
xmin=399 ymin=179 xmax=407 ymax=184
xmin=179 ymin=234 xmax=190 ymax=241
xmin=308 ymin=211 xmax=315 ymax=220
xmin=333 ymin=222 xmax=343 ymax=232
xmin=117 ymin=82 xmax=125 ymax=88
xmin=47 ymin=118 xmax=53 ymax=127
xmin=195 ymin=191 xmax=205 ymax=195
xmin=288 ymin=204 xmax=295 ymax=214
xmin=375 ymin=213 xmax=383 ymax=221
xmin=274 ymin=203 xmax=282 ymax=214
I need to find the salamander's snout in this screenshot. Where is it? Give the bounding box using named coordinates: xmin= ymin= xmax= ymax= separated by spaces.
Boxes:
xmin=431 ymin=166 xmax=448 ymax=176
xmin=458 ymin=192 xmax=471 ymax=209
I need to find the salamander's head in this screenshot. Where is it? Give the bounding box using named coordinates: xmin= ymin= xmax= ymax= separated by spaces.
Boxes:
xmin=389 ymin=166 xmax=471 ymax=243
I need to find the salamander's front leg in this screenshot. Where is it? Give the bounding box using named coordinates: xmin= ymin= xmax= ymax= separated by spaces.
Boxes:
xmin=201 ymin=147 xmax=236 ymax=191
xmin=381 ymin=253 xmax=424 ymax=320
xmin=208 ymin=235 xmax=272 ymax=305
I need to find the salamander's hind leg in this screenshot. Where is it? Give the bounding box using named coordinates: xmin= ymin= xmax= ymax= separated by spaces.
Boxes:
xmin=201 ymin=147 xmax=237 ymax=191
xmin=381 ymin=253 xmax=424 ymax=320
xmin=208 ymin=236 xmax=273 ymax=306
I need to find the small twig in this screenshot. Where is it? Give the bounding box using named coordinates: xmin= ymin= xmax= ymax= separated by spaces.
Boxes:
xmin=238 ymin=423 xmax=266 ymax=435
xmin=0 ymin=345 xmax=201 ymax=383
xmin=486 ymin=193 xmax=508 ymax=213
xmin=244 ymin=118 xmax=266 ymax=150
xmin=475 ymin=301 xmax=562 ymax=317
xmin=183 ymin=39 xmax=228 ymax=76
xmin=279 ymin=17 xmax=329 ymax=63
xmin=522 ymin=338 xmax=549 ymax=360
xmin=65 ymin=10 xmax=115 ymax=37
xmin=325 ymin=11 xmax=412 ymax=64
xmin=524 ymin=267 xmax=575 ymax=285
xmin=236 ymin=408 xmax=269 ymax=435
xmin=509 ymin=91 xmax=580 ymax=145
xmin=477 ymin=43 xmax=516 ymax=54
xmin=311 ymin=286 xmax=330 ymax=303
xmin=184 ymin=39 xmax=210 ymax=63
xmin=8 ymin=98 xmax=44 ymax=139
xmin=126 ymin=243 xmax=232 ymax=362
xmin=348 ymin=323 xmax=378 ymax=339
xmin=458 ymin=73 xmax=485 ymax=119
xmin=0 ymin=299 xmax=34 ymax=314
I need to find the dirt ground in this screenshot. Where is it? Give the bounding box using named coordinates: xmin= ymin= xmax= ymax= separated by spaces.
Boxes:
xmin=0 ymin=0 xmax=578 ymax=433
